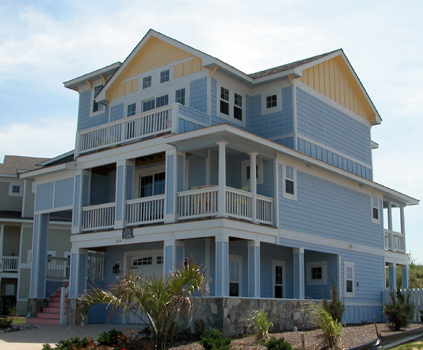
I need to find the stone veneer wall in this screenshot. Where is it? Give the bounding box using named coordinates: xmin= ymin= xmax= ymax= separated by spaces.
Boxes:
xmin=180 ymin=297 xmax=317 ymax=337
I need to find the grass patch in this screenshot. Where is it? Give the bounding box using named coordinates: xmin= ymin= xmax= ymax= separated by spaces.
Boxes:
xmin=391 ymin=341 xmax=423 ymax=350
xmin=11 ymin=317 xmax=26 ymax=324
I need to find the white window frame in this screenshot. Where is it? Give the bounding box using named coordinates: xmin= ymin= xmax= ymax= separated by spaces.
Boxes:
xmin=175 ymin=88 xmax=186 ymax=105
xmin=229 ymin=254 xmax=242 ymax=297
xmin=344 ymin=261 xmax=355 ymax=297
xmin=9 ymin=181 xmax=23 ymax=197
xmin=218 ymin=84 xmax=245 ymax=125
xmin=134 ymin=165 xmax=166 ymax=198
xmin=306 ymin=261 xmax=327 ymax=286
xmin=371 ymin=196 xmax=381 ymax=224
xmin=272 ymin=260 xmax=285 ymax=298
xmin=160 ymin=69 xmax=170 ymax=84
xmin=126 ymin=102 xmax=137 ymax=117
xmin=241 ymin=158 xmax=264 ymax=187
xmin=282 ymin=164 xmax=297 ymax=201
xmin=91 ymin=84 xmax=104 ymax=116
xmin=142 ymin=75 xmax=152 ymax=89
xmin=261 ymin=89 xmax=282 ymax=115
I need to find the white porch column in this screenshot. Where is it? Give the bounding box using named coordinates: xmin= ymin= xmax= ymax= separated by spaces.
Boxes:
xmin=248 ymin=239 xmax=260 ymax=297
xmin=72 ymin=170 xmax=91 ymax=234
xmin=217 ymin=142 xmax=228 ymax=218
xmin=293 ymin=247 xmax=305 ymax=299
xmin=0 ymin=225 xmax=4 ymax=272
xmin=400 ymin=206 xmax=406 ymax=252
xmin=249 ymin=152 xmax=258 ymax=223
xmin=387 ymin=201 xmax=393 ymax=249
xmin=115 ymin=159 xmax=135 ymax=229
xmin=164 ymin=239 xmax=185 ymax=275
xmin=30 ymin=214 xmax=49 ymax=298
xmin=388 ymin=262 xmax=397 ymax=290
xmin=215 ymin=234 xmax=229 ymax=296
xmin=69 ymin=248 xmax=88 ymax=298
xmin=164 ymin=148 xmax=178 ymax=223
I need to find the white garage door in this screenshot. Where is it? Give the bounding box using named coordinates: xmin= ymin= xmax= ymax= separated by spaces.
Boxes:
xmin=127 ymin=249 xmax=164 ymax=279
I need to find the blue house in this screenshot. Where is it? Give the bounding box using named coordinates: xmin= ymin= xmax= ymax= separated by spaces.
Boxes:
xmin=22 ymin=30 xmax=418 ymax=331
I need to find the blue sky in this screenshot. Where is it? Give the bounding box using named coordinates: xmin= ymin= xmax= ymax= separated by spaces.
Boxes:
xmin=1 ymin=1 xmax=422 ymax=262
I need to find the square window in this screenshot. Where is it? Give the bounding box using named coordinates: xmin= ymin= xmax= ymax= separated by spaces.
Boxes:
xmin=143 ymin=76 xmax=152 ymax=89
xmin=160 ymin=69 xmax=170 ymax=83
xmin=306 ymin=261 xmax=327 ymax=286
xmin=127 ymin=103 xmax=136 ymax=117
xmin=266 ymin=95 xmax=277 ymax=108
xmin=311 ymin=267 xmax=322 ymax=280
xmin=12 ymin=185 xmax=20 ymax=193
xmin=176 ymin=88 xmax=185 ymax=105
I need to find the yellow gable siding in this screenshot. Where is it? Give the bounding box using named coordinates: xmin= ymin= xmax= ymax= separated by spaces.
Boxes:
xmin=298 ymin=56 xmax=374 ymax=122
xmin=106 ymin=37 xmax=202 ymax=101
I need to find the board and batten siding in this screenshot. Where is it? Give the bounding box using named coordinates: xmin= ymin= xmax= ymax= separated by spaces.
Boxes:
xmin=279 ymin=168 xmax=384 ymax=249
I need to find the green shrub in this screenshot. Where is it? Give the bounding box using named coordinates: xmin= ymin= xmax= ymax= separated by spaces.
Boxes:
xmin=308 ymin=303 xmax=342 ymax=350
xmin=55 ymin=336 xmax=91 ymax=350
xmin=383 ymin=288 xmax=414 ymax=331
xmin=41 ymin=344 xmax=52 ymax=350
xmin=250 ymin=309 xmax=273 ymax=341
xmin=0 ymin=317 xmax=13 ymax=329
xmin=322 ymin=278 xmax=345 ymax=323
xmin=97 ymin=328 xmax=123 ymax=345
xmin=199 ymin=329 xmax=231 ymax=350
xmin=264 ymin=336 xmax=295 ymax=350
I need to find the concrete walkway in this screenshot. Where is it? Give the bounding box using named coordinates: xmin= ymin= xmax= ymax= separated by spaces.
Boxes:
xmin=0 ymin=323 xmax=145 ymax=350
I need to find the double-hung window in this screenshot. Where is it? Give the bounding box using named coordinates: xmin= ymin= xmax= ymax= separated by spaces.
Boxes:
xmin=372 ymin=196 xmax=380 ymax=223
xmin=92 ymin=85 xmax=103 ymax=113
xmin=127 ymin=103 xmax=136 ymax=117
xmin=142 ymin=99 xmax=155 ymax=112
xmin=273 ymin=260 xmax=285 ymax=298
xmin=156 ymin=95 xmax=169 ymax=108
xmin=283 ymin=164 xmax=297 ymax=200
xmin=344 ymin=261 xmax=355 ymax=297
xmin=220 ymin=87 xmax=229 ymax=115
xmin=176 ymin=88 xmax=185 ymax=105
xmin=229 ymin=255 xmax=242 ymax=296
xmin=234 ymin=93 xmax=243 ymax=121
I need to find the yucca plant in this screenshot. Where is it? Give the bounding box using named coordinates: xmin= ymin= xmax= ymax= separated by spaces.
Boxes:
xmin=250 ymin=309 xmax=273 ymax=341
xmin=78 ymin=262 xmax=208 ymax=350
xmin=308 ymin=303 xmax=342 ymax=350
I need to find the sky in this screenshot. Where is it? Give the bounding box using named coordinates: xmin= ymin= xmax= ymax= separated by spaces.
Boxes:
xmin=0 ymin=1 xmax=422 ymax=262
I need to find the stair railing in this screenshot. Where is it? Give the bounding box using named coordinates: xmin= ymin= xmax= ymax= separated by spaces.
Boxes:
xmin=60 ymin=285 xmax=69 ymax=325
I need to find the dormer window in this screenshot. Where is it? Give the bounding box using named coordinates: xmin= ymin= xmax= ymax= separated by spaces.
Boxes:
xmin=92 ymin=85 xmax=103 ymax=113
xmin=160 ymin=69 xmax=170 ymax=83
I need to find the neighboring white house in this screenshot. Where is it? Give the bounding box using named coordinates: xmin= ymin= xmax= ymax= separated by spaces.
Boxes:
xmin=0 ymin=155 xmax=71 ymax=316
xmin=22 ymin=29 xmax=418 ymax=331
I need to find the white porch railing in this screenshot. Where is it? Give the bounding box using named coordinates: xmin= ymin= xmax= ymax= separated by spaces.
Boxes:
xmin=126 ymin=195 xmax=165 ymax=226
xmin=82 ymin=202 xmax=116 ymax=231
xmin=226 ymin=187 xmax=252 ymax=220
xmin=256 ymin=195 xmax=273 ymax=225
xmin=1 ymin=256 xmax=19 ymax=272
xmin=77 ymin=105 xmax=173 ymax=154
xmin=177 ymin=186 xmax=273 ymax=224
xmin=46 ymin=256 xmax=70 ymax=280
xmin=178 ymin=186 xmax=219 ymax=219
xmin=384 ymin=229 xmax=405 ymax=252
xmin=88 ymin=252 xmax=105 ymax=281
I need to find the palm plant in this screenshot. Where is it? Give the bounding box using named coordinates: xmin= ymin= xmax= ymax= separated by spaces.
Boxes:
xmin=308 ymin=303 xmax=342 ymax=350
xmin=78 ymin=262 xmax=208 ymax=350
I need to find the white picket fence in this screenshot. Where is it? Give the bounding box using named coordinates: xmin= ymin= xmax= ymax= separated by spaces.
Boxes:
xmin=382 ymin=288 xmax=423 ymax=323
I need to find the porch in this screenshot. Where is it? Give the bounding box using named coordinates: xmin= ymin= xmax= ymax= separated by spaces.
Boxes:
xmin=0 ymin=225 xmax=20 ymax=274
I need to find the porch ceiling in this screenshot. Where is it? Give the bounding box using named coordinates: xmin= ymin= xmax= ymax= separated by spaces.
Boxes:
xmin=167 ymin=128 xmax=276 ymax=160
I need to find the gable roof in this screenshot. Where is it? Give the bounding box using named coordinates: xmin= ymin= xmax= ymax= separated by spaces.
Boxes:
xmin=0 ymin=155 xmax=49 ymax=176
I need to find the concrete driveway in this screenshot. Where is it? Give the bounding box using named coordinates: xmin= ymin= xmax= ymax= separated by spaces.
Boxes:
xmin=0 ymin=323 xmax=145 ymax=350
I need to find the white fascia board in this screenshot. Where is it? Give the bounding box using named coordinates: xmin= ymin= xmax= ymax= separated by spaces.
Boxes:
xmin=166 ymin=124 xmax=418 ymax=205
xmin=0 ymin=218 xmax=33 ymax=224
xmin=64 ymin=62 xmax=122 ymax=91
xmin=384 ymin=250 xmax=409 ymax=265
xmin=19 ymin=161 xmax=75 ymax=180
xmin=0 ymin=174 xmax=18 ymax=178
xmin=37 ymin=150 xmax=74 ymax=166
xmin=75 ymin=137 xmax=173 ymax=170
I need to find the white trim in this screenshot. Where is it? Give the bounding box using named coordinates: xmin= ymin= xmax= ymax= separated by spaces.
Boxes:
xmin=298 ymin=135 xmax=373 ymax=169
xmin=344 ymin=261 xmax=355 ymax=298
xmin=306 ymin=261 xmax=328 ymax=286
xmin=261 ymin=89 xmax=283 ymax=116
xmin=282 ymin=163 xmax=297 ymax=201
xmin=344 ymin=302 xmax=382 ymax=307
xmin=134 ymin=164 xmax=166 ymax=198
xmin=229 ymin=254 xmax=242 ymax=297
xmin=8 ymin=180 xmax=23 ymax=197
xmin=123 ymin=248 xmax=164 ymax=276
xmin=272 ymin=260 xmax=286 ymax=298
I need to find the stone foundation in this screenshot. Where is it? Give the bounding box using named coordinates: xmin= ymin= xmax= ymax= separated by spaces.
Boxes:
xmin=181 ymin=297 xmax=317 ymax=337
